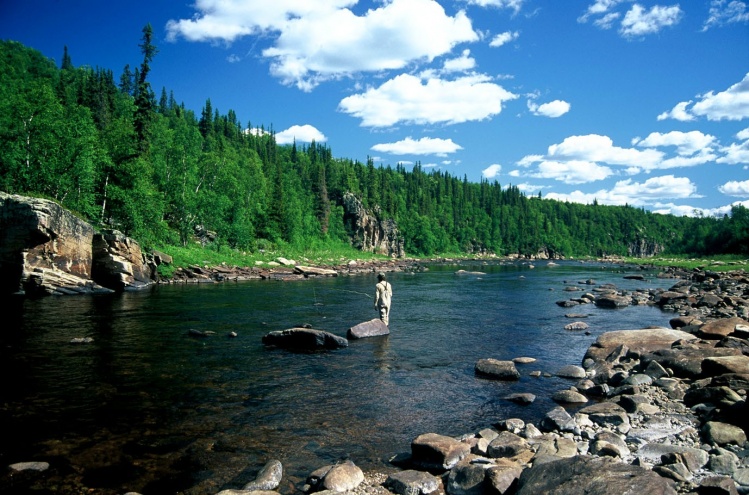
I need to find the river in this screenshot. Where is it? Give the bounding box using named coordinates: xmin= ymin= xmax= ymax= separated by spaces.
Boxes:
xmin=0 ymin=260 xmax=679 ymax=494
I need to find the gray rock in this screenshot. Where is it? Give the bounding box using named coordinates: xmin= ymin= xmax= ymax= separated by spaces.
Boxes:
xmin=564 ymin=321 xmax=589 ymax=331
xmin=261 ymin=328 xmax=348 ymax=350
xmin=644 ymin=360 xmax=670 ymax=379
xmin=552 ymin=390 xmax=588 ymax=404
xmin=487 ymin=431 xmax=530 ymax=458
xmin=385 ymin=470 xmax=441 ymax=495
xmin=475 ymin=359 xmax=520 ymax=380
xmin=539 ymin=406 xmax=576 ymax=432
xmin=595 ymin=294 xmax=632 ymax=308
xmin=556 ymin=365 xmax=586 ymax=379
xmin=698 ymin=476 xmax=739 ymax=495
xmin=584 ymin=328 xmax=696 ymax=364
xmin=515 ymin=455 xmax=677 ymax=495
xmin=242 ymin=460 xmax=283 ymax=491
xmin=710 ymin=453 xmax=739 ymax=476
xmin=702 ymin=355 xmax=749 ymax=376
xmin=703 ymin=421 xmax=748 ymax=446
xmin=578 ymin=402 xmax=630 ymax=428
xmin=321 ymin=461 xmax=364 ymax=492
xmin=412 ymin=433 xmax=471 ymax=471
xmin=623 ymin=374 xmax=653 ymax=386
xmin=590 ymin=430 xmax=629 ymax=458
xmin=486 ymin=461 xmax=522 ymax=494
xmin=503 ymin=393 xmax=536 ymax=405
xmin=653 ymin=462 xmax=692 ymax=482
xmin=347 ymin=319 xmax=390 ymax=339
xmin=447 ymin=456 xmax=490 ymax=495
xmin=8 ymin=462 xmax=50 ymax=472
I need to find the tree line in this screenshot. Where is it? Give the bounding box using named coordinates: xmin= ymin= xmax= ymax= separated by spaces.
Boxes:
xmin=1 ymin=31 xmax=746 ymax=258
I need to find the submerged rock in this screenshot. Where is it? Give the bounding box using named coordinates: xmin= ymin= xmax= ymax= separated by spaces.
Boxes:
xmin=262 ymin=328 xmax=348 ymax=350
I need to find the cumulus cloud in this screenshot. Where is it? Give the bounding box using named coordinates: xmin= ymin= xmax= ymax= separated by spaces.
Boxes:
xmin=545 ymin=175 xmax=698 ymax=206
xmin=620 ymin=4 xmax=683 ymax=38
xmin=720 ymin=179 xmax=749 ymax=196
xmin=633 ymin=130 xmax=717 ymax=156
xmin=489 ymin=31 xmax=519 ymax=47
xmin=719 ymin=129 xmax=749 ymax=164
xmin=527 ymin=99 xmax=571 ymax=118
xmin=533 ymin=160 xmax=613 ymax=184
xmin=703 ymin=0 xmax=749 ymax=30
xmin=658 ymin=72 xmax=749 ymax=122
xmin=578 ymin=0 xmax=628 ymax=23
xmin=371 ymin=137 xmax=463 ymax=156
xmin=339 ymin=73 xmax=517 ymax=127
xmin=482 ymin=164 xmax=502 ymax=178
xmin=275 ymin=124 xmax=327 ymax=144
xmin=546 ymin=134 xmax=663 ymax=170
xmin=443 ymin=50 xmax=476 ymax=72
xmin=463 ymin=0 xmax=525 ymax=14
xmin=654 ymin=199 xmax=749 ymax=217
xmin=166 ymin=0 xmax=478 ymax=91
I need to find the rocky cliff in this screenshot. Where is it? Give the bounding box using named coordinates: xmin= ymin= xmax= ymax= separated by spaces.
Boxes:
xmin=342 ymin=192 xmax=405 ymax=258
xmin=0 ymin=193 xmax=157 ymax=296
xmin=628 ymin=238 xmax=664 ymax=257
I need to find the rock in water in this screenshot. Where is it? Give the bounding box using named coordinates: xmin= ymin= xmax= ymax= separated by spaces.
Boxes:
xmin=242 ymin=460 xmax=283 ymax=491
xmin=347 ymin=319 xmax=390 ymax=339
xmin=262 ymin=328 xmax=349 ymax=350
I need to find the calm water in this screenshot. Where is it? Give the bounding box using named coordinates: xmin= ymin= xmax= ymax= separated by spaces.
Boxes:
xmin=0 ymin=261 xmax=678 ymax=494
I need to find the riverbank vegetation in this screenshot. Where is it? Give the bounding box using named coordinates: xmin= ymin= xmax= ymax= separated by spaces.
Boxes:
xmin=1 ymin=34 xmax=747 ymax=262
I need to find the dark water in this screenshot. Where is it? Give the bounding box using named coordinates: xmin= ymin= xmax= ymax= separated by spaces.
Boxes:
xmin=0 ymin=261 xmax=678 ymax=494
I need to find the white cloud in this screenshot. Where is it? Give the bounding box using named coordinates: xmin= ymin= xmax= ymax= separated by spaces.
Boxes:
xmin=489 ymin=31 xmax=519 ymax=47
xmin=545 ymin=175 xmax=698 ymax=206
xmin=371 ymin=137 xmax=463 ymax=156
xmin=527 ymin=99 xmax=571 ymax=118
xmin=619 ymin=4 xmax=683 ymax=38
xmin=515 ymin=183 xmax=548 ymax=194
xmin=463 ymin=0 xmax=524 ymax=14
xmin=275 ymin=124 xmax=327 ymax=144
xmin=167 ymin=0 xmax=478 ymax=91
xmin=659 ymin=72 xmax=749 ymax=122
xmin=532 ymin=160 xmax=613 ymax=184
xmin=578 ymin=0 xmax=628 ymax=22
xmin=546 ymin=134 xmax=663 ymax=169
xmin=443 ymin=50 xmax=476 ymax=72
xmin=720 ymin=179 xmax=749 ymax=196
xmin=703 ymin=0 xmax=749 ymax=30
xmin=654 ymin=199 xmax=749 ymax=217
xmin=339 ymin=73 xmax=517 ymax=127
xmin=482 ymin=164 xmax=502 ymax=178
xmin=633 ymin=130 xmax=717 ymax=156
xmin=594 ymin=12 xmax=622 ymax=29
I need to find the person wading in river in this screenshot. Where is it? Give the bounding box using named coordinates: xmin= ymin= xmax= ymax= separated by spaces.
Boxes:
xmin=374 ymin=272 xmax=392 ymax=326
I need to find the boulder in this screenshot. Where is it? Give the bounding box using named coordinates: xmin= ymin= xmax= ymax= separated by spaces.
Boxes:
xmin=385 ymin=470 xmax=441 ymax=495
xmin=475 ymin=359 xmax=520 ymax=380
xmin=564 ymin=321 xmax=589 ymax=331
xmin=294 ymin=265 xmax=338 ymax=277
xmin=261 ymin=328 xmax=348 ymax=350
xmin=347 ymin=319 xmax=390 ymax=339
xmin=594 ymin=294 xmax=632 ymax=308
xmin=486 ymin=461 xmax=523 ymax=494
xmin=503 ymin=393 xmax=536 ymax=405
xmin=539 ymin=406 xmax=576 ymax=432
xmin=552 ymin=390 xmax=588 ymax=404
xmin=0 ymin=192 xmax=111 ymax=296
xmin=447 ymin=456 xmax=490 ymax=495
xmin=556 ymin=365 xmax=586 ymax=379
xmin=91 ymin=230 xmax=156 ymax=291
xmin=702 ymin=355 xmax=749 ymax=376
xmin=487 ymin=431 xmax=531 ymax=458
xmin=515 ymin=455 xmax=677 ymax=495
xmin=242 ymin=460 xmax=283 ymax=491
xmin=702 ymin=422 xmax=748 ymax=446
xmin=411 ymin=433 xmax=471 ymax=471
xmin=699 ymin=318 xmax=749 ymax=340
xmin=578 ymin=402 xmax=629 ymax=429
xmin=642 ymin=346 xmax=741 ymax=379
xmin=584 ymin=328 xmax=697 ymax=363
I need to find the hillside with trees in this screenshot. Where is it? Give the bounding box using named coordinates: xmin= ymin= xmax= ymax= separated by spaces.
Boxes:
xmin=1 ymin=32 xmax=747 ymax=259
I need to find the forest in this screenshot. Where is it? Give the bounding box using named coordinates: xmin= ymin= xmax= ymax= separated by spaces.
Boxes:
xmin=1 ymin=29 xmax=747 ymax=259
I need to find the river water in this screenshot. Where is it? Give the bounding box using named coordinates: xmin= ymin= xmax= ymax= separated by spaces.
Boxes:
xmin=0 ymin=260 xmax=678 ymax=494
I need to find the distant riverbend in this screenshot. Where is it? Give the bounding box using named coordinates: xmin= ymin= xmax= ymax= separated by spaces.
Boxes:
xmin=0 ymin=260 xmax=679 ymax=494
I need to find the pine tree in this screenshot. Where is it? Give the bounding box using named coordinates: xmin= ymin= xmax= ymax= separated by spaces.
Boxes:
xmin=133 ymin=23 xmax=158 ymax=154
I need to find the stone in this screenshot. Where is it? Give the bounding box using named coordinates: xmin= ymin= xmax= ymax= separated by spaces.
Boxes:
xmin=595 ymin=294 xmax=632 ymax=308
xmin=698 ymin=476 xmax=739 ymax=495
xmin=515 ymin=455 xmax=677 ymax=495
xmin=578 ymin=402 xmax=629 ymax=428
xmin=513 ymin=357 xmax=537 ymax=364
xmin=556 ymin=365 xmax=586 ymax=379
xmin=699 ymin=318 xmax=749 ymax=340
xmin=242 ymin=460 xmax=283 ymax=491
xmin=590 ymin=430 xmax=629 ymax=458
xmin=552 ymin=390 xmax=588 ymax=404
xmin=539 ymin=406 xmax=576 ymax=432
xmin=475 ymin=359 xmax=520 ymax=380
xmin=293 ymin=265 xmax=338 ymax=277
xmin=347 ymin=319 xmax=390 ymax=339
xmin=411 ymin=433 xmax=471 ymax=471
xmin=503 ymin=393 xmax=536 ymax=405
xmin=486 ymin=461 xmax=522 ymax=494
xmin=261 ymin=328 xmax=348 ymax=350
xmin=447 ymin=456 xmax=490 ymax=495
xmin=564 ymin=321 xmax=589 ymax=330
xmin=642 ymin=347 xmax=741 ymax=379
xmin=702 ymin=355 xmax=749 ymax=376
xmin=653 ymin=462 xmax=692 ymax=482
xmin=91 ymin=230 xmax=156 ymax=291
xmin=384 ymin=470 xmax=441 ymax=495
xmin=709 ymin=454 xmax=739 ymax=476
xmin=321 ymin=461 xmax=364 ymax=492
xmin=703 ymin=422 xmax=748 ymax=446
xmin=584 ymin=328 xmax=697 ymax=363
xmin=343 ymin=192 xmax=405 ymax=257
xmin=9 ymin=462 xmax=50 ymax=472
xmin=487 ymin=431 xmax=530 ymax=458
xmin=644 ymin=360 xmax=670 ymax=379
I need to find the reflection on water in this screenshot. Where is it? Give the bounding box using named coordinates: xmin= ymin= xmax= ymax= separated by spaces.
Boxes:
xmin=0 ymin=261 xmax=677 ymax=494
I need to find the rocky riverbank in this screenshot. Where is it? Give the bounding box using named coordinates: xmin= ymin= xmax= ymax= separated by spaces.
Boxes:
xmin=205 ymin=267 xmax=749 ymax=495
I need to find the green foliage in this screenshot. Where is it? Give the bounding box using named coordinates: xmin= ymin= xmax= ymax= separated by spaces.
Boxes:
xmin=1 ymin=39 xmax=747 ymax=262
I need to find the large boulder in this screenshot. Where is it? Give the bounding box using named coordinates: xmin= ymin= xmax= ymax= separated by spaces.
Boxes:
xmin=411 ymin=433 xmax=471 ymax=471
xmin=515 ymin=455 xmax=677 ymax=495
xmin=475 ymin=359 xmax=520 ymax=380
xmin=698 ymin=318 xmax=749 ymax=340
xmin=347 ymin=319 xmax=390 ymax=339
xmin=261 ymin=328 xmax=349 ymax=350
xmin=92 ymin=230 xmax=156 ymax=291
xmin=0 ymin=192 xmax=110 ymax=296
xmin=584 ymin=328 xmax=697 ymax=363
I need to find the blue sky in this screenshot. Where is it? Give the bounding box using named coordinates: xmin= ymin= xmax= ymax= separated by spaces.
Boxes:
xmin=2 ymin=0 xmax=748 ymax=216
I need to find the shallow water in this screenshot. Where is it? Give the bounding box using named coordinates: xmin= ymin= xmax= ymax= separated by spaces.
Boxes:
xmin=0 ymin=260 xmax=678 ymax=493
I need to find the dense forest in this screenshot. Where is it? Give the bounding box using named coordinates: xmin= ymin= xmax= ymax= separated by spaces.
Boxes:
xmin=1 ymin=30 xmax=747 ymax=259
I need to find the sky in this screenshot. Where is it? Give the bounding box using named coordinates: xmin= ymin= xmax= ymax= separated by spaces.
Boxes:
xmin=1 ymin=0 xmax=748 ymax=217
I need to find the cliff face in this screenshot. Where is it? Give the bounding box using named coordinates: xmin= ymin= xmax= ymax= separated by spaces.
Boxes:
xmin=0 ymin=193 xmax=156 ymax=296
xmin=627 ymin=238 xmax=664 ymax=258
xmin=342 ymin=192 xmax=405 ymax=258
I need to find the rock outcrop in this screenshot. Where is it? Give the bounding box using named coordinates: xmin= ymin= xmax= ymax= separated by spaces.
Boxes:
xmin=0 ymin=193 xmax=157 ymax=295
xmin=342 ymin=192 xmax=405 ymax=258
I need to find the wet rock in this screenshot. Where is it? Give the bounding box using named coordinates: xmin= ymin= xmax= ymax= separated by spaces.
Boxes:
xmin=556 ymin=365 xmax=586 ymax=379
xmin=595 ymin=294 xmax=632 ymax=308
xmin=411 ymin=433 xmax=471 ymax=471
xmin=261 ymin=328 xmax=348 ymax=350
xmin=515 ymin=455 xmax=677 ymax=495
xmin=513 ymin=357 xmax=537 ymax=364
xmin=503 ymin=393 xmax=536 ymax=405
xmin=347 ymin=319 xmax=390 ymax=339
xmin=293 ymin=265 xmax=338 ymax=277
xmin=539 ymin=406 xmax=576 ymax=433
xmin=552 ymin=390 xmax=588 ymax=404
xmin=242 ymin=460 xmax=283 ymax=491
xmin=475 ymin=359 xmax=520 ymax=380
xmin=565 ymin=321 xmax=589 ymax=331
xmin=385 ymin=470 xmax=441 ymax=495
